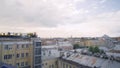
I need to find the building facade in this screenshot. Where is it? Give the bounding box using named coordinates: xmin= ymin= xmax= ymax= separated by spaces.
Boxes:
xmin=0 ymin=32 xmax=41 ymax=68
xmin=42 ymin=45 xmax=60 ymax=68
xmin=58 ymin=58 xmax=91 ymax=68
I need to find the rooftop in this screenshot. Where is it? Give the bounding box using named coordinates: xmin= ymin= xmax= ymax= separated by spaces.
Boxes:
xmin=0 ymin=32 xmax=37 ymax=39
xmin=62 ymin=52 xmax=120 ymax=68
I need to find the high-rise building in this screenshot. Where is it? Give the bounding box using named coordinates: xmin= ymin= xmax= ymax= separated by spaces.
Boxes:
xmin=0 ymin=32 xmax=42 ymax=68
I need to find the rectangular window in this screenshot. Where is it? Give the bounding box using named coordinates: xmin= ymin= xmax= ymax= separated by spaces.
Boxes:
xmin=49 ymin=65 xmax=51 ymax=68
xmin=21 ymin=62 xmax=24 ymax=66
xmin=63 ymin=63 xmax=65 ymax=68
xmin=16 ymin=54 xmax=20 ymax=58
xmin=36 ymin=42 xmax=41 ymax=47
xmin=4 ymin=55 xmax=7 ymax=60
xmin=17 ymin=44 xmax=19 ymax=49
xmin=4 ymin=54 xmax=12 ymax=59
xmin=25 ymin=62 xmax=28 ymax=66
xmin=35 ymin=56 xmax=41 ymax=64
xmin=61 ymin=61 xmax=62 ymax=66
xmin=21 ymin=53 xmax=24 ymax=57
xmin=66 ymin=64 xmax=68 ymax=68
xmin=4 ymin=45 xmax=8 ymax=50
xmin=8 ymin=54 xmax=12 ymax=59
xmin=43 ymin=52 xmax=45 ymax=55
xmin=35 ymin=48 xmax=41 ymax=55
xmin=49 ymin=51 xmax=51 ymax=55
xmin=35 ymin=65 xmax=41 ymax=68
xmin=16 ymin=63 xmax=19 ymax=66
xmin=4 ymin=45 xmax=12 ymax=50
xmin=46 ymin=63 xmax=47 ymax=65
xmin=26 ymin=44 xmax=29 ymax=48
xmin=52 ymin=64 xmax=54 ymax=68
xmin=22 ymin=44 xmax=24 ymax=48
xmin=26 ymin=53 xmax=29 ymax=57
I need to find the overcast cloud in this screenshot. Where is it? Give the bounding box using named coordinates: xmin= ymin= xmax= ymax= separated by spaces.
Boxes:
xmin=0 ymin=0 xmax=120 ymax=37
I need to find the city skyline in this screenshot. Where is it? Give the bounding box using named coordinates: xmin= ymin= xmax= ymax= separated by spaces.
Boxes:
xmin=0 ymin=0 xmax=120 ymax=37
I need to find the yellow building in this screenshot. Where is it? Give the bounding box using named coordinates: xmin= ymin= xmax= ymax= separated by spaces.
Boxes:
xmin=58 ymin=57 xmax=91 ymax=68
xmin=42 ymin=58 xmax=58 ymax=68
xmin=0 ymin=32 xmax=41 ymax=68
xmin=58 ymin=58 xmax=77 ymax=68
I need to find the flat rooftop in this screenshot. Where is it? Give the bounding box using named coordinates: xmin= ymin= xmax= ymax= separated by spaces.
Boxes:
xmin=0 ymin=32 xmax=37 ymax=39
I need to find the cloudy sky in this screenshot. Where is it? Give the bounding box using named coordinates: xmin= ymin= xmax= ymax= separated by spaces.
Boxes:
xmin=0 ymin=0 xmax=120 ymax=38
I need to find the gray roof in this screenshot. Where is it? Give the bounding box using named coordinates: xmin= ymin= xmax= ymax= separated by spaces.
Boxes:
xmin=62 ymin=53 xmax=120 ymax=68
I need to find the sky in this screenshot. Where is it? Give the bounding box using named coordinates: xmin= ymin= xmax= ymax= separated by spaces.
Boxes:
xmin=0 ymin=0 xmax=120 ymax=38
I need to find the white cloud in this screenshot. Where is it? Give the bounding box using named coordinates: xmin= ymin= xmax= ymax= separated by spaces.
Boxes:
xmin=0 ymin=0 xmax=78 ymax=27
xmin=100 ymin=0 xmax=107 ymax=3
xmin=0 ymin=0 xmax=120 ymax=37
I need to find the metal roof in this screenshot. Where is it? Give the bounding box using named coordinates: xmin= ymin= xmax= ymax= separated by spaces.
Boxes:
xmin=62 ymin=53 xmax=120 ymax=68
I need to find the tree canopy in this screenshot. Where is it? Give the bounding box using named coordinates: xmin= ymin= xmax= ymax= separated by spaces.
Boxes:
xmin=89 ymin=46 xmax=100 ymax=53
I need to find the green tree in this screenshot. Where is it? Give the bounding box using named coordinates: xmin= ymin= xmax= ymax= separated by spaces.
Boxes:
xmin=89 ymin=46 xmax=94 ymax=53
xmin=89 ymin=46 xmax=100 ymax=53
xmin=73 ymin=44 xmax=80 ymax=49
xmin=94 ymin=46 xmax=100 ymax=53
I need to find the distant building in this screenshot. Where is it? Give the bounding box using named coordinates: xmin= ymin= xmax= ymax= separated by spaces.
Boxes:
xmin=57 ymin=41 xmax=73 ymax=51
xmin=41 ymin=38 xmax=57 ymax=45
xmin=68 ymin=35 xmax=118 ymax=48
xmin=101 ymin=35 xmax=116 ymax=48
xmin=0 ymin=32 xmax=42 ymax=68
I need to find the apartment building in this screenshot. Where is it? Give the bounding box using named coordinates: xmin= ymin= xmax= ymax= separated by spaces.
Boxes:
xmin=0 ymin=32 xmax=41 ymax=68
xmin=42 ymin=45 xmax=60 ymax=68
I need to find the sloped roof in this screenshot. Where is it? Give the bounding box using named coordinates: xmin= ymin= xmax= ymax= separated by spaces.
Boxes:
xmin=62 ymin=53 xmax=120 ymax=68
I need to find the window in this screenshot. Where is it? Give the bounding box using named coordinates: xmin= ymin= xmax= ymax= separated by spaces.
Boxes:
xmin=36 ymin=42 xmax=41 ymax=47
xmin=9 ymin=54 xmax=12 ymax=59
xmin=60 ymin=61 xmax=62 ymax=66
xmin=52 ymin=64 xmax=54 ymax=68
xmin=35 ymin=48 xmax=41 ymax=55
xmin=21 ymin=62 xmax=24 ymax=66
xmin=26 ymin=53 xmax=29 ymax=57
xmin=21 ymin=53 xmax=24 ymax=57
xmin=17 ymin=44 xmax=19 ymax=49
xmin=55 ymin=61 xmax=58 ymax=65
xmin=43 ymin=52 xmax=45 ymax=55
xmin=4 ymin=45 xmax=8 ymax=50
xmin=16 ymin=63 xmax=19 ymax=66
xmin=22 ymin=44 xmax=24 ymax=48
xmin=49 ymin=51 xmax=51 ymax=56
xmin=4 ymin=45 xmax=12 ymax=50
xmin=66 ymin=64 xmax=68 ymax=68
xmin=4 ymin=55 xmax=7 ymax=60
xmin=63 ymin=63 xmax=65 ymax=68
xmin=4 ymin=54 xmax=12 ymax=59
xmin=45 ymin=63 xmax=47 ymax=65
xmin=26 ymin=44 xmax=29 ymax=48
xmin=25 ymin=62 xmax=28 ymax=66
xmin=42 ymin=63 xmax=44 ymax=66
xmin=16 ymin=54 xmax=20 ymax=58
xmin=49 ymin=65 xmax=52 ymax=68
xmin=35 ymin=65 xmax=41 ymax=68
xmin=35 ymin=56 xmax=41 ymax=64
